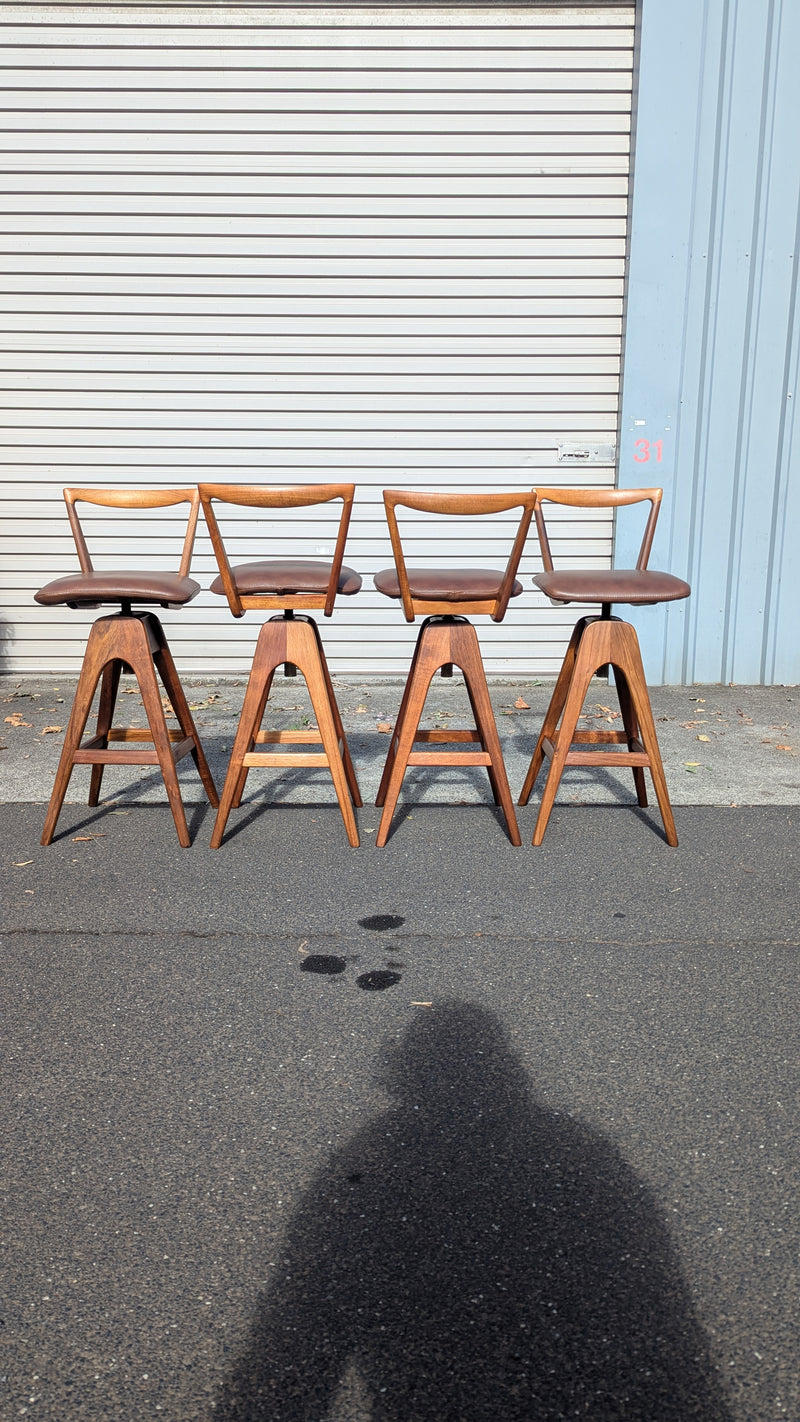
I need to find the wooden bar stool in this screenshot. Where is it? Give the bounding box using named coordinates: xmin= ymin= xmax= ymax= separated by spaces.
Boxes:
xmin=34 ymin=488 xmax=219 ymax=847
xmin=373 ymin=489 xmax=536 ymax=847
xmin=199 ymin=483 xmax=362 ymax=848
xmin=519 ymin=487 xmax=691 ymax=846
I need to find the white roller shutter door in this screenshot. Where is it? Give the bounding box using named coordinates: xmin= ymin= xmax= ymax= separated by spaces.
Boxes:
xmin=0 ymin=3 xmax=634 ymax=675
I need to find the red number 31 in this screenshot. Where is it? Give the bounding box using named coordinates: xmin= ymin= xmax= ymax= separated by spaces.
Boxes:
xmin=634 ymin=438 xmax=663 ymax=463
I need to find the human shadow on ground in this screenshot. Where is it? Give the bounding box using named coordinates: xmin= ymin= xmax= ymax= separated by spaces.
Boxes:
xmin=217 ymin=1002 xmax=732 ymax=1422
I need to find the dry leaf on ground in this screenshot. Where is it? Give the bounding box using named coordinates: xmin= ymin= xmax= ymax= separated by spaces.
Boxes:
xmin=41 ymin=725 xmax=62 ymax=735
xmin=514 ymin=697 xmax=530 ymax=709
xmin=594 ymin=704 xmax=620 ymax=721
xmin=4 ymin=713 xmax=32 ymax=727
xmin=377 ymin=722 xmax=393 ymax=733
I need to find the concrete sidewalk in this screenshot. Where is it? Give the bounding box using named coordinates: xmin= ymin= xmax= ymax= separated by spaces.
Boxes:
xmin=2 ymin=674 xmax=798 ymax=808
xmin=2 ymin=674 xmax=799 ymax=1422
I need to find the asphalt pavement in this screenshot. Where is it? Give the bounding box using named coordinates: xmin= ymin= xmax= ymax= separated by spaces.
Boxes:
xmin=2 ymin=674 xmax=799 ymax=1422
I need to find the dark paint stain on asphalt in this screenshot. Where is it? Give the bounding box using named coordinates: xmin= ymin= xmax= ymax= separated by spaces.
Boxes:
xmin=301 ymin=955 xmax=347 ymax=976
xmin=358 ymin=914 xmax=405 ymax=931
xmin=356 ymin=970 xmax=402 ymax=992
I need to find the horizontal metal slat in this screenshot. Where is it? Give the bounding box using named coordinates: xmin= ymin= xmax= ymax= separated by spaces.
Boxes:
xmin=0 ymin=88 xmax=632 ymax=113
xmin=1 ymin=25 xmax=634 ymax=49
xmin=0 ymin=110 xmax=633 ymax=134
xmin=0 ymin=9 xmax=634 ymax=30
xmin=0 ymin=352 xmax=624 ymax=374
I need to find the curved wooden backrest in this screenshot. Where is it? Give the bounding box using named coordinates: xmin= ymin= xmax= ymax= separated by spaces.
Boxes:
xmin=382 ymin=488 xmax=537 ymax=623
xmin=62 ymin=487 xmax=201 ymax=578
xmin=533 ymin=487 xmax=663 ymax=574
xmin=198 ymin=482 xmax=356 ymax=618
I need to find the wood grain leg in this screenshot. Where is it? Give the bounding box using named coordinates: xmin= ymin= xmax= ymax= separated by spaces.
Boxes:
xmin=210 ymin=621 xmax=285 ymax=849
xmin=612 ymin=623 xmax=678 ymax=846
xmin=453 ymin=622 xmax=521 ymax=846
xmin=519 ymin=616 xmax=586 ymax=805
xmin=311 ymin=617 xmax=362 ymax=808
xmin=152 ymin=622 xmax=219 ymax=808
xmin=532 ymin=621 xmax=602 ymax=846
xmin=154 ymin=635 xmax=218 ymax=806
xmin=231 ymin=671 xmax=273 ymax=809
xmin=88 ymin=658 xmax=122 ymax=806
xmin=463 ymin=673 xmax=500 ymax=805
xmin=375 ymin=627 xmax=442 ymax=846
xmin=41 ymin=618 xmax=113 ymax=845
xmin=293 ymin=622 xmax=359 ymax=847
xmin=129 ymin=621 xmax=192 ymax=848
xmin=375 ymin=627 xmax=426 ymax=807
xmin=614 ymin=663 xmax=648 ymax=807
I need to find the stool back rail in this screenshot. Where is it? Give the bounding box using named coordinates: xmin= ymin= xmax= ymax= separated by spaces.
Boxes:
xmin=198 ymin=483 xmax=362 ymax=848
xmin=34 ymin=487 xmax=219 ymax=847
xmin=374 ymin=489 xmax=536 ymax=847
xmin=519 ymin=487 xmax=691 ymax=846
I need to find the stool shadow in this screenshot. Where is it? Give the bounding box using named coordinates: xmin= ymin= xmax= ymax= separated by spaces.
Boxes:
xmin=216 ymin=1002 xmax=732 ymax=1422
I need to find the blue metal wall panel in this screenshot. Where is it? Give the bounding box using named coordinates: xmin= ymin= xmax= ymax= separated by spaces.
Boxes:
xmin=617 ymin=0 xmax=800 ymax=684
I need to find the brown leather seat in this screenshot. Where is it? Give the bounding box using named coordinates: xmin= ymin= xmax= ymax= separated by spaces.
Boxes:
xmin=35 ymin=488 xmax=218 ymax=848
xmin=535 ymin=567 xmax=690 ymax=607
xmin=198 ymin=482 xmax=363 ymax=848
xmin=35 ymin=569 xmax=200 ymax=609
xmin=211 ymin=559 xmax=361 ymax=599
xmin=520 ymin=487 xmax=691 ymax=847
xmin=373 ymin=489 xmax=537 ymax=847
xmin=374 ymin=567 xmax=523 ymax=603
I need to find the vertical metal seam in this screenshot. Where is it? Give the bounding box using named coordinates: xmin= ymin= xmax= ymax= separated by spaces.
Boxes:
xmin=721 ymin=0 xmax=775 ymax=681
xmin=681 ymin=0 xmax=730 ymax=684
xmin=761 ymin=108 xmax=800 ymax=681
xmin=670 ymin=0 xmax=711 ymax=685
xmin=715 ymin=0 xmax=744 ymax=684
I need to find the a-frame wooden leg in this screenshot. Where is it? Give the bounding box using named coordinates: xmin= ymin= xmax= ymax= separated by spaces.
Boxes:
xmin=375 ymin=626 xmax=443 ymax=847
xmin=611 ymin=622 xmax=678 ymax=846
xmin=152 ymin=624 xmax=219 ymax=810
xmin=614 ymin=663 xmax=648 ymax=807
xmin=88 ymin=658 xmax=123 ymax=806
xmin=311 ymin=618 xmax=362 ymax=809
xmin=450 ymin=621 xmax=521 ymax=846
xmin=42 ymin=612 xmax=214 ymax=848
xmin=41 ymin=617 xmax=116 ymax=845
xmin=231 ymin=672 xmax=274 ymax=810
xmin=532 ymin=621 xmax=604 ymax=847
xmin=295 ymin=621 xmax=360 ymax=847
xmin=530 ymin=615 xmax=678 ymax=847
xmin=375 ymin=617 xmax=520 ymax=847
xmin=519 ymin=615 xmax=587 ymax=806
xmin=124 ymin=617 xmax=193 ymax=848
xmin=210 ymin=621 xmax=282 ymax=848
xmin=462 ymin=672 xmax=500 ymax=805
xmin=41 ymin=608 xmax=206 ymax=841
xmin=375 ymin=625 xmax=427 ymax=808
xmin=210 ymin=615 xmax=360 ymax=849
